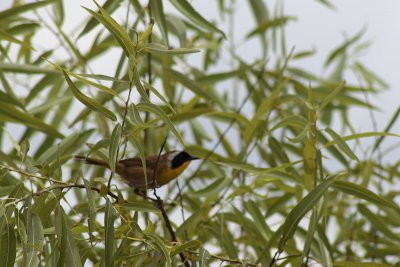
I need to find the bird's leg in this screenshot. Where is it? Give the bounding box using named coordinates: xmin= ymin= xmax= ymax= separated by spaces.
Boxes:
xmin=134 ymin=188 xmax=157 ymax=202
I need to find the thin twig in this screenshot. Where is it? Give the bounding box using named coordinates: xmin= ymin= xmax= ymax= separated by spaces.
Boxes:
xmin=187 ymin=251 xmax=259 ymax=267
xmin=4 ymin=183 xmax=118 ymax=208
xmin=1 ymin=164 xmax=119 ymax=202
xmin=0 ymin=164 xmax=69 ymax=185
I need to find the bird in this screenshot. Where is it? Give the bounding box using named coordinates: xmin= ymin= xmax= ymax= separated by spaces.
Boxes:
xmin=74 ymin=151 xmax=199 ymax=190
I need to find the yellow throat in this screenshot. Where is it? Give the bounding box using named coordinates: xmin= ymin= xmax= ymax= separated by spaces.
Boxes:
xmin=158 ymin=161 xmax=190 ymax=186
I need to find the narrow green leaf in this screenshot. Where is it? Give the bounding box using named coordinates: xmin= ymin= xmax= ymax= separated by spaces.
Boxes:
xmin=171 ymin=107 xmax=214 ymax=123
xmin=316 ymin=0 xmax=335 ymax=10
xmin=170 ymin=0 xmax=226 ymax=38
xmin=278 ymin=176 xmax=336 ymax=249
xmin=89 ymin=1 xmax=134 ymax=55
xmin=0 ymin=91 xmax=23 ymax=108
xmin=324 ymin=132 xmax=400 ymax=148
xmin=30 ymin=96 xmax=71 ymax=115
xmin=244 ymin=50 xmax=294 ymax=144
xmin=196 ymin=67 xmax=250 ymax=84
xmin=55 ymin=206 xmax=82 ymax=267
xmin=247 ymin=16 xmax=295 ymax=38
xmin=358 ymin=204 xmax=400 ymax=241
xmin=136 ymin=102 xmax=184 ymax=145
xmin=128 ymin=104 xmax=144 ymax=125
xmin=333 ymin=261 xmax=392 ymax=267
xmin=0 ymin=103 xmax=63 ymax=138
xmin=38 ymin=130 xmax=93 ymax=165
xmin=53 ymin=0 xmax=64 ymax=25
xmin=116 ymin=201 xmax=160 ymax=213
xmin=325 ymin=128 xmax=359 ymax=161
xmin=170 ymin=240 xmax=202 ymax=256
xmin=20 ymin=139 xmax=30 ymax=162
xmin=4 ymin=184 xmax=26 ymax=219
xmin=0 ymin=63 xmax=59 ymax=74
xmin=297 ymin=207 xmax=319 ymax=267
xmin=0 ymin=224 xmax=16 ymax=267
xmin=141 ymin=80 xmax=175 ymax=113
xmin=332 ymin=181 xmax=397 ymax=208
xmin=69 ymin=71 xmax=124 ymax=101
xmin=64 ymin=71 xmax=117 ymax=121
xmin=166 ymin=14 xmax=187 ymax=46
xmin=318 ymin=81 xmax=346 ymax=110
xmin=133 ymin=68 xmax=150 ymax=102
xmin=25 ymin=252 xmax=39 ymax=267
xmin=244 ymin=200 xmax=272 ymax=241
xmin=150 ymin=0 xmax=169 ymax=46
xmin=190 ymin=177 xmax=230 ymax=197
xmin=79 ymin=0 xmax=119 ymax=38
xmin=318 ymin=234 xmax=333 ymax=267
xmin=87 ymin=138 xmax=110 ymax=157
xmin=26 ymin=74 xmax=61 ymax=104
xmin=207 ymin=111 xmax=250 ymax=126
xmin=83 ymin=178 xmax=96 ymax=243
xmin=33 ymin=214 xmax=45 ymax=249
xmin=105 ymin=199 xmax=115 ymax=267
xmin=373 ymin=106 xmax=400 ymax=151
xmin=0 ymin=73 xmax=25 ymax=109
xmin=165 ymin=69 xmax=212 ymax=100
xmin=199 ymin=247 xmax=210 ymax=267
xmin=109 ymin=123 xmax=122 ymax=173
xmin=76 ymin=73 xmax=128 ymax=82
xmin=129 ymin=136 xmax=148 ymax=188
xmin=248 ymin=0 xmax=270 ymax=24
xmin=143 ymin=43 xmax=200 ymax=55
xmin=0 ymin=30 xmax=27 ymax=47
xmin=177 ymin=206 xmax=211 ymax=236
xmin=0 ymin=0 xmax=56 ymax=20
xmin=147 ymin=233 xmax=171 ymax=267
xmin=325 ymin=28 xmax=365 ymax=67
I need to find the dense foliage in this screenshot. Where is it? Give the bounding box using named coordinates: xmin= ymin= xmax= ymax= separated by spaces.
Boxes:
xmin=0 ymin=0 xmax=399 ymax=266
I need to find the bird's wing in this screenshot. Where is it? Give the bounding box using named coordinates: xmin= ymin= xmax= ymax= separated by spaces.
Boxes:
xmin=118 ymin=166 xmax=157 ymax=189
xmin=118 ymin=157 xmax=143 ymax=167
xmin=118 ymin=156 xmax=160 ymax=168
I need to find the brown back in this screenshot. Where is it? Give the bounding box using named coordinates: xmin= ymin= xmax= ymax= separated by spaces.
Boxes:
xmin=116 ymin=156 xmax=167 ymax=189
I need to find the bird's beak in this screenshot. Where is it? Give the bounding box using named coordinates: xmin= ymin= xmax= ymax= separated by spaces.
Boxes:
xmin=190 ymin=156 xmax=200 ymax=161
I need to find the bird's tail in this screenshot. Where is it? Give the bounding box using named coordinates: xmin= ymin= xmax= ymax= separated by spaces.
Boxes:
xmin=74 ymin=155 xmax=109 ymax=167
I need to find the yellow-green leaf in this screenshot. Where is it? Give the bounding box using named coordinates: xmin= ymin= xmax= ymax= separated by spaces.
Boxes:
xmin=64 ymin=71 xmax=117 ymax=121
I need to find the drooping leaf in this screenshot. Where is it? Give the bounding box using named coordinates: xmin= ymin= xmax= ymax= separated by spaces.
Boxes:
xmin=332 ymin=181 xmax=397 ymax=209
xmin=0 ymin=223 xmax=16 ymax=267
xmin=104 ymin=199 xmax=115 ymax=267
xmin=64 ymin=71 xmax=117 ymax=121
xmin=109 ymin=123 xmax=122 ymax=173
xmin=170 ymin=0 xmax=226 ymax=38
xmin=0 ymin=103 xmax=63 ymax=138
xmin=136 ymin=102 xmax=184 ymax=145
xmin=0 ymin=0 xmax=56 ymax=20
xmin=278 ymin=176 xmax=336 ymax=249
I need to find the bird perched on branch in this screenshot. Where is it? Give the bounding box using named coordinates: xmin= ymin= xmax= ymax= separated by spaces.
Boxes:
xmin=75 ymin=151 xmax=199 ymax=190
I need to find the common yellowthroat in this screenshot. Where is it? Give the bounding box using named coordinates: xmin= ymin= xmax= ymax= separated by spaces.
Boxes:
xmin=75 ymin=151 xmax=199 ymax=189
